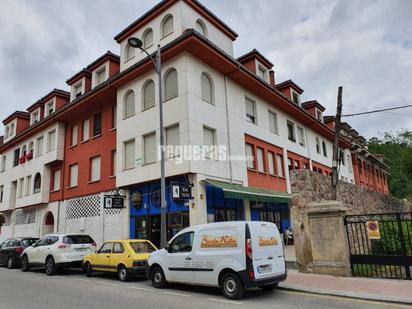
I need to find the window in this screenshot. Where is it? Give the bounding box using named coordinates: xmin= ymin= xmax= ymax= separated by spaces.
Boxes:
xmin=10 ymin=123 xmax=15 ymax=135
xmin=142 ymin=80 xmax=155 ymax=110
xmin=13 ymin=148 xmax=20 ymax=167
xmin=33 ymin=173 xmax=41 ymax=193
xmin=18 ymin=178 xmax=24 ymax=198
xmin=203 ymin=127 xmax=216 ymax=159
xmin=28 ymin=142 xmax=34 ymax=155
xmin=69 ymin=164 xmax=78 ymax=187
xmin=53 ymin=170 xmax=61 ymax=191
xmin=0 ymin=185 xmax=3 ymax=203
xmin=1 ymin=156 xmax=6 ymax=172
xmin=32 ymin=111 xmax=39 ymax=124
xmin=124 ymin=90 xmax=135 ymax=118
xmin=125 ymin=44 xmax=135 ymax=62
xmin=348 ymin=155 xmax=352 ymax=173
xmin=201 ymin=73 xmax=213 ymax=104
xmin=82 ymin=119 xmax=89 ymax=141
xmin=297 ymin=127 xmax=305 ymax=147
xmin=47 ymin=130 xmax=56 ymax=152
xmin=166 ymin=125 xmax=180 ymax=158
xmin=315 ymin=137 xmax=321 ymax=154
xmin=99 ymin=243 xmax=112 ymax=254
xmin=256 ymin=147 xmax=264 ymax=172
xmin=113 ymin=243 xmax=125 ymax=254
xmin=124 ymin=140 xmax=135 ymax=170
xmin=111 ymin=150 xmax=116 ymax=176
xmin=268 ymin=111 xmax=278 ymax=134
xmin=21 ymin=145 xmax=27 ymax=157
xmin=90 ymin=156 xmax=101 ymax=182
xmin=257 ymin=65 xmax=266 ymax=80
xmin=143 ymin=28 xmax=153 ymax=49
xmin=169 ymin=232 xmax=194 ymax=253
xmin=276 ymin=154 xmax=284 ymax=177
xmin=111 ymin=105 xmax=117 ymax=129
xmin=164 ymin=69 xmax=178 ymax=101
xmin=287 ymin=121 xmax=296 ymax=142
xmin=71 ymin=125 xmax=78 ymax=146
xmin=5 ymin=127 xmax=9 ymax=138
xmin=195 ymin=19 xmax=207 ymax=37
xmin=322 ymin=141 xmax=328 ymax=157
xmin=161 ymin=15 xmax=174 ymax=38
xmin=339 ymin=150 xmax=345 ymax=166
xmin=268 ymin=152 xmax=275 ymax=175
xmin=317 ymin=110 xmax=323 ymax=122
xmin=144 ymin=133 xmax=156 ymax=164
xmin=245 ymin=97 xmax=256 ymax=124
xmin=291 ymin=89 xmax=300 ymax=105
xmin=36 ymin=136 xmax=44 ymax=157
xmin=246 ymin=143 xmax=254 ymax=169
xmin=25 ymin=175 xmax=31 ymax=196
xmin=294 ymin=160 xmax=300 ymax=170
xmin=93 ymin=113 xmax=102 ymax=137
xmin=96 ymin=67 xmax=106 ymax=85
xmin=74 ymin=83 xmax=82 ymax=98
xmin=45 ymin=101 xmax=54 ymax=116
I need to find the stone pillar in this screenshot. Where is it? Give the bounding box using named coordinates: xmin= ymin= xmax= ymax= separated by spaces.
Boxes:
xmin=307 ymin=200 xmax=351 ymax=276
xmin=189 ymin=174 xmax=208 ymax=226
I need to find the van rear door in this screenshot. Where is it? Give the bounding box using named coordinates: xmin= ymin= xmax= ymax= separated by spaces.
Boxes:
xmin=249 ymin=222 xmax=285 ymax=280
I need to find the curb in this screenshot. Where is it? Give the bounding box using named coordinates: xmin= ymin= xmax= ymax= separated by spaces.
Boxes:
xmin=278 ymin=283 xmax=412 ymax=306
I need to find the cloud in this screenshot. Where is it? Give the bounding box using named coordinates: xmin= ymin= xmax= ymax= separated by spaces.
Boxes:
xmin=0 ymin=0 xmax=411 ymax=139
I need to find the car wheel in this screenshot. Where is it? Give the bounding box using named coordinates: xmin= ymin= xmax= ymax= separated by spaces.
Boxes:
xmin=7 ymin=257 xmax=14 ymax=269
xmin=85 ymin=262 xmax=93 ymax=277
xmin=118 ymin=265 xmax=129 ymax=282
xmin=45 ymin=256 xmax=57 ymax=276
xmin=260 ymin=283 xmax=278 ymax=291
xmin=151 ymin=266 xmax=167 ymax=288
xmin=220 ymin=272 xmax=244 ymax=300
xmin=21 ymin=255 xmax=30 ymax=272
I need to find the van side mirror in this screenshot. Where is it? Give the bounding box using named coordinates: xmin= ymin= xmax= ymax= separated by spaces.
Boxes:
xmin=31 ymin=243 xmax=37 ymax=248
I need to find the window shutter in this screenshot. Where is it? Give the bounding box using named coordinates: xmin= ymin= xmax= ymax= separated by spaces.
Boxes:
xmin=268 ymin=152 xmax=274 ymax=175
xmin=143 ymin=29 xmax=153 ymax=49
xmin=70 ymin=164 xmax=78 ymax=187
xmin=48 ymin=131 xmax=56 ymax=152
xmin=203 ymin=127 xmax=215 ymax=146
xmin=82 ymin=119 xmax=89 ymax=141
xmin=257 ymin=148 xmax=264 ymax=172
xmin=37 ymin=137 xmax=44 ymax=156
xmin=91 ymin=156 xmax=101 ymax=182
xmin=143 ymin=80 xmax=155 ymax=110
xmin=165 ymin=70 xmax=178 ymax=100
xmin=144 ymin=133 xmax=156 ymax=164
xmin=166 ymin=125 xmax=179 ymax=146
xmin=125 ymin=44 xmax=134 ymax=61
xmin=71 ymin=125 xmax=78 ymax=145
xmin=124 ymin=140 xmax=135 ymax=170
xmin=201 ymin=73 xmax=213 ymax=103
xmin=53 ymin=170 xmax=61 ymax=191
xmin=276 ymin=155 xmax=284 ymax=177
xmin=246 ymin=144 xmax=254 ymax=169
xmin=124 ymin=91 xmax=135 ymax=118
xmin=162 ymin=16 xmax=174 ymax=37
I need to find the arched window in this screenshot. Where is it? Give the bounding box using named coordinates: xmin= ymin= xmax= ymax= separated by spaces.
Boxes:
xmin=1 ymin=155 xmax=6 ymax=171
xmin=142 ymin=80 xmax=155 ymax=110
xmin=195 ymin=19 xmax=207 ymax=37
xmin=125 ymin=44 xmax=135 ymax=62
xmin=143 ymin=28 xmax=153 ymax=50
xmin=161 ymin=15 xmax=174 ymax=38
xmin=10 ymin=123 xmax=14 ymax=135
xmin=201 ymin=72 xmax=213 ymax=104
xmin=28 ymin=142 xmax=34 ymax=154
xmin=124 ymin=90 xmax=135 ymax=119
xmin=33 ymin=173 xmax=41 ymax=194
xmin=5 ymin=127 xmax=9 ymax=138
xmin=164 ymin=69 xmax=178 ymax=101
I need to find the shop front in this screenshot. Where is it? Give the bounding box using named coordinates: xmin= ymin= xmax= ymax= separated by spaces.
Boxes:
xmin=129 ymin=176 xmax=191 ymax=248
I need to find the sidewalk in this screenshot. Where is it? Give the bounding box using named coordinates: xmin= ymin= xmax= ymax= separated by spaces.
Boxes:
xmin=279 ymin=270 xmax=412 ymax=304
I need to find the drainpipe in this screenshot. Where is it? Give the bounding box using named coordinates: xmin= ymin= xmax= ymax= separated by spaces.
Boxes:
xmin=224 ymin=76 xmax=233 ymax=183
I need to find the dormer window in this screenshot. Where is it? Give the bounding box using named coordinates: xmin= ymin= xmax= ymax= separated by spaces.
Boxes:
xmin=5 ymin=127 xmax=9 ymax=138
xmin=45 ymin=100 xmax=54 ymax=117
xmin=257 ymin=65 xmax=266 ymax=80
xmin=33 ymin=111 xmax=39 ymax=123
xmin=74 ymin=82 xmax=83 ymax=99
xmin=291 ymin=89 xmax=300 ymax=105
xmin=316 ymin=109 xmax=323 ymax=122
xmin=96 ymin=66 xmax=106 ymax=86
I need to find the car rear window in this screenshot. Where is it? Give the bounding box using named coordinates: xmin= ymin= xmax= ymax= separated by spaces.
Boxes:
xmin=130 ymin=241 xmax=156 ymax=253
xmin=21 ymin=239 xmax=38 ymax=247
xmin=64 ymin=235 xmax=94 ymax=244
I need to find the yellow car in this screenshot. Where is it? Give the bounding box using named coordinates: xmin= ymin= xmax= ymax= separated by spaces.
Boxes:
xmin=82 ymin=239 xmax=157 ymax=281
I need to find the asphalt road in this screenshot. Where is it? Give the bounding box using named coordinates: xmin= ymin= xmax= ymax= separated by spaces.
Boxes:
xmin=0 ymin=267 xmax=407 ymax=309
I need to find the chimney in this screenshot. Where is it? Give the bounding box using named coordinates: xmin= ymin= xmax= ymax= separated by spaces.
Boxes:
xmin=269 ymin=70 xmax=275 ymax=87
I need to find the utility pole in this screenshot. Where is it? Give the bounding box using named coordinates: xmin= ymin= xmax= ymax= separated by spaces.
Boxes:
xmin=331 ymin=86 xmax=343 ymax=200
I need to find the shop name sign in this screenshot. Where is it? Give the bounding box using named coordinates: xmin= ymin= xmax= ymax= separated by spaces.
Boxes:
xmin=104 ymin=195 xmax=125 ymax=209
xmin=172 ymin=185 xmax=192 ymax=200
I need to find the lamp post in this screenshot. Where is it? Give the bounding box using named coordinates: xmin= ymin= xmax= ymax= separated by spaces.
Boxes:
xmin=128 ymin=38 xmax=167 ymax=248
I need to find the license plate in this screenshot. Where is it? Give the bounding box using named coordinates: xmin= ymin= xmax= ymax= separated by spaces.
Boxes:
xmin=75 ymin=248 xmax=88 ymax=252
xmin=258 ymin=264 xmax=272 ymax=274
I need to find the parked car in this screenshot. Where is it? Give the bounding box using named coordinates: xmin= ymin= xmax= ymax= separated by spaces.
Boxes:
xmin=83 ymin=239 xmax=157 ymax=282
xmin=147 ymin=221 xmax=287 ymax=299
xmin=21 ymin=233 xmax=96 ymax=275
xmin=0 ymin=237 xmax=38 ymax=269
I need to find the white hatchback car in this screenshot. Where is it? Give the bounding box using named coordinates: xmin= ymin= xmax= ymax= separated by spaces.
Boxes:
xmin=21 ymin=233 xmax=96 ymax=275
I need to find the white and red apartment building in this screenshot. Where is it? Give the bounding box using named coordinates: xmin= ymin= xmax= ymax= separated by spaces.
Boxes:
xmin=0 ymin=0 xmax=388 ymax=246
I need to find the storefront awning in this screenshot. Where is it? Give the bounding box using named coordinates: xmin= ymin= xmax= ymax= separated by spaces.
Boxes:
xmin=205 ymin=179 xmax=291 ymax=204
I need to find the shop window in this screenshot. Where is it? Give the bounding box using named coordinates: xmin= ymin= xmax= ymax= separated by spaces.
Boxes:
xmin=168 ymin=212 xmax=189 ymax=240
xmin=214 ymin=208 xmax=243 ymax=222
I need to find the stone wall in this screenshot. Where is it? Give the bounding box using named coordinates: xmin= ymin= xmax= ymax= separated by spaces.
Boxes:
xmin=290 ymin=170 xmax=411 ymax=215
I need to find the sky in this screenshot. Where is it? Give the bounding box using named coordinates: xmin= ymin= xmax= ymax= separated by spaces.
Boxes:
xmin=0 ymin=0 xmax=411 ymax=139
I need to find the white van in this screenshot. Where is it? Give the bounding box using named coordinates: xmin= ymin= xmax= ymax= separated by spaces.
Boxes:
xmin=147 ymin=221 xmax=286 ymax=299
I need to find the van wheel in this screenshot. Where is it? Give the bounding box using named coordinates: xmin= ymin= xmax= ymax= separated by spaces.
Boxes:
xmin=21 ymin=255 xmax=30 ymax=272
xmin=220 ymin=272 xmax=244 ymax=300
xmin=151 ymin=266 xmax=167 ymax=288
xmin=45 ymin=256 xmax=57 ymax=276
xmin=7 ymin=257 xmax=14 ymax=269
xmin=118 ymin=265 xmax=129 ymax=282
xmin=260 ymin=283 xmax=278 ymax=291
xmin=85 ymin=262 xmax=93 ymax=277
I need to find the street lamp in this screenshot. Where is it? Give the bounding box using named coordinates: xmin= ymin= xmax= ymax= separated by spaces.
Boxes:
xmin=127 ymin=38 xmax=167 ymax=249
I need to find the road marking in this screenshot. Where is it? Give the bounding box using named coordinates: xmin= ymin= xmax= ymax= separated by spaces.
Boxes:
xmin=73 ymin=278 xmax=90 ymax=282
xmin=96 ymin=281 xmax=118 ymax=286
xmin=164 ymin=291 xmax=191 ymax=297
xmin=126 ymin=285 xmax=156 ymax=292
xmin=279 ymin=290 xmax=411 ymax=308
xmin=207 ymin=298 xmax=243 ymax=305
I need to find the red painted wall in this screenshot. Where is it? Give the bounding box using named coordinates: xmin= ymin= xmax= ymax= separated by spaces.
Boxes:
xmin=312 ymin=160 xmax=332 ymax=176
xmin=286 ymin=150 xmax=310 ymax=172
xmin=15 ymin=117 xmax=30 ymax=135
xmin=245 ymin=134 xmax=287 ymax=192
